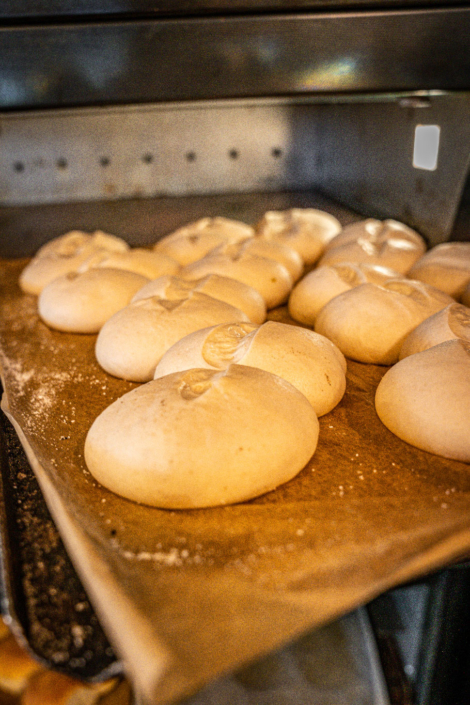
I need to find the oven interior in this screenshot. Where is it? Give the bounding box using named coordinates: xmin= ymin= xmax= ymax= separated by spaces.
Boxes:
xmin=1 ymin=3 xmax=470 ymax=704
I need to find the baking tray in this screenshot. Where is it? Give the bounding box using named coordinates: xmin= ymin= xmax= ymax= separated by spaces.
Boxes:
xmin=1 ymin=190 xmax=470 ymax=705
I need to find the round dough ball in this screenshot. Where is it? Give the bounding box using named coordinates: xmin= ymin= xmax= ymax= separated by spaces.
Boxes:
xmin=95 ymin=291 xmax=249 ymax=382
xmin=180 ymin=242 xmax=293 ymax=309
xmin=84 ymin=365 xmax=319 ymax=508
xmin=153 ymin=216 xmax=254 ymax=265
xmin=288 ymin=262 xmax=402 ymax=325
xmin=325 ymin=218 xmax=426 ymax=254
xmin=462 ymin=279 xmax=470 ymax=307
xmin=318 ymin=219 xmax=425 ymax=274
xmin=239 ymin=238 xmax=304 ymax=281
xmin=38 ymin=268 xmax=150 ymax=333
xmin=399 ymin=303 xmax=470 ymax=359
xmin=315 ymin=279 xmax=454 ymax=365
xmin=83 ymin=247 xmax=180 ymax=280
xmin=19 ymin=230 xmax=129 ymax=295
xmin=255 ymin=208 xmax=341 ymax=265
xmin=155 ymin=320 xmax=346 ymax=416
xmin=407 ymin=242 xmax=470 ymax=298
xmin=375 ymin=339 xmax=470 ymax=462
xmin=132 ymin=274 xmax=266 ymax=324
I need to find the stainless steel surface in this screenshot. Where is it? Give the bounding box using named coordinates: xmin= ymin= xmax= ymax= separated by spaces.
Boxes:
xmin=317 ymin=92 xmax=470 ymax=245
xmin=2 ymin=93 xmax=469 ymax=245
xmin=0 ymin=8 xmax=469 ymax=110
xmin=1 ymin=0 xmax=466 ymax=20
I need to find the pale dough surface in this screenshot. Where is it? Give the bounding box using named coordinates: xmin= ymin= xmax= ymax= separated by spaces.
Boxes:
xmin=315 ymin=279 xmax=454 ymax=365
xmin=132 ymin=274 xmax=266 ymax=324
xmin=255 ymin=208 xmax=341 ymax=265
xmin=95 ymin=291 xmax=249 ymax=382
xmin=154 ymin=321 xmax=346 ymax=417
xmin=399 ymin=303 xmax=470 ymax=359
xmin=19 ymin=230 xmax=129 ymax=294
xmin=375 ymin=339 xmax=470 ymax=462
xmin=38 ymin=268 xmax=150 ymax=333
xmin=84 ymin=365 xmax=319 ymax=508
xmin=408 ymin=242 xmax=470 ymax=298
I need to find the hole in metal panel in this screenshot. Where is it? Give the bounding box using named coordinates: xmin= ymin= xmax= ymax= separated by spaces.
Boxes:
xmin=99 ymin=156 xmax=111 ymax=167
xmin=142 ymin=153 xmax=153 ymax=164
xmin=413 ymin=125 xmax=440 ymax=171
xmin=229 ymin=149 xmax=239 ymax=160
xmin=13 ymin=161 xmax=25 ymax=172
xmin=271 ymin=147 xmax=283 ymax=158
xmin=186 ymin=151 xmax=197 ymax=162
xmin=56 ymin=157 xmax=68 ymax=169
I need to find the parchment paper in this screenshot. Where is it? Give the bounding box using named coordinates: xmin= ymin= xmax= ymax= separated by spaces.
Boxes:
xmin=1 ymin=257 xmax=470 ymax=704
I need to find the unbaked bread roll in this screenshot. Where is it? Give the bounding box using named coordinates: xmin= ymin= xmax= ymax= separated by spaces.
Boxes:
xmin=407 ymin=242 xmax=470 ymax=297
xmin=255 ymin=209 xmax=341 ymax=265
xmin=324 ymin=218 xmax=426 ymax=254
xmin=238 ymin=238 xmax=304 ymax=281
xmin=82 ymin=247 xmax=180 ymax=280
xmin=84 ymin=365 xmax=319 ymax=508
xmin=95 ymin=292 xmax=249 ymax=382
xmin=375 ymin=339 xmax=470 ymax=462
xmin=288 ymin=262 xmax=402 ymax=326
xmin=315 ymin=279 xmax=454 ymax=365
xmin=153 ymin=216 xmax=254 ymax=265
xmin=154 ymin=320 xmax=347 ymax=416
xmin=132 ymin=274 xmax=266 ymax=324
xmin=180 ymin=242 xmax=293 ymax=309
xmin=19 ymin=230 xmax=129 ymax=295
xmin=399 ymin=303 xmax=470 ymax=359
xmin=0 ymin=633 xmax=42 ymax=694
xmin=462 ymin=279 xmax=470 ymax=307
xmin=318 ymin=219 xmax=426 ymax=274
xmin=38 ymin=268 xmax=149 ymax=333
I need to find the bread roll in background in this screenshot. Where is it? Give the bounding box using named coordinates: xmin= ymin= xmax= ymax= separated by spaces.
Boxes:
xmin=85 ymin=365 xmax=319 ymax=508
xmin=153 ymin=216 xmax=254 ymax=265
xmin=314 ymin=279 xmax=454 ymax=365
xmin=180 ymin=242 xmax=293 ymax=309
xmin=95 ymin=292 xmax=249 ymax=382
xmin=324 ymin=218 xmax=426 ymax=254
xmin=155 ymin=321 xmax=346 ymax=417
xmin=81 ymin=248 xmax=180 ymax=280
xmin=318 ymin=219 xmax=425 ymax=274
xmin=375 ymin=339 xmax=470 ymax=462
xmin=399 ymin=302 xmax=470 ymax=359
xmin=19 ymin=231 xmax=129 ymax=295
xmin=407 ymin=242 xmax=470 ymax=298
xmin=461 ymin=279 xmax=470 ymax=307
xmin=132 ymin=274 xmax=266 ymax=324
xmin=255 ymin=208 xmax=341 ymax=265
xmin=238 ymin=238 xmax=304 ymax=281
xmin=38 ymin=269 xmax=150 ymax=334
xmin=288 ymin=262 xmax=402 ymax=326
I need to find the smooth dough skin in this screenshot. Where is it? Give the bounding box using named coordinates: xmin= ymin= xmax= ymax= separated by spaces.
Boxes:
xmin=375 ymin=339 xmax=470 ymax=462
xmin=399 ymin=303 xmax=470 ymax=359
xmin=84 ymin=365 xmax=319 ymax=508
xmin=314 ymin=279 xmax=453 ymax=365
xmin=38 ymin=268 xmax=149 ymax=333
xmin=407 ymin=242 xmax=470 ymax=298
xmin=19 ymin=230 xmax=129 ymax=294
xmin=288 ymin=262 xmax=402 ymax=326
xmin=255 ymin=208 xmax=342 ymax=265
xmin=153 ymin=216 xmax=254 ymax=265
xmin=95 ymin=292 xmax=249 ymax=382
xmin=154 ymin=320 xmax=347 ymax=416
xmin=132 ymin=274 xmax=266 ymax=324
